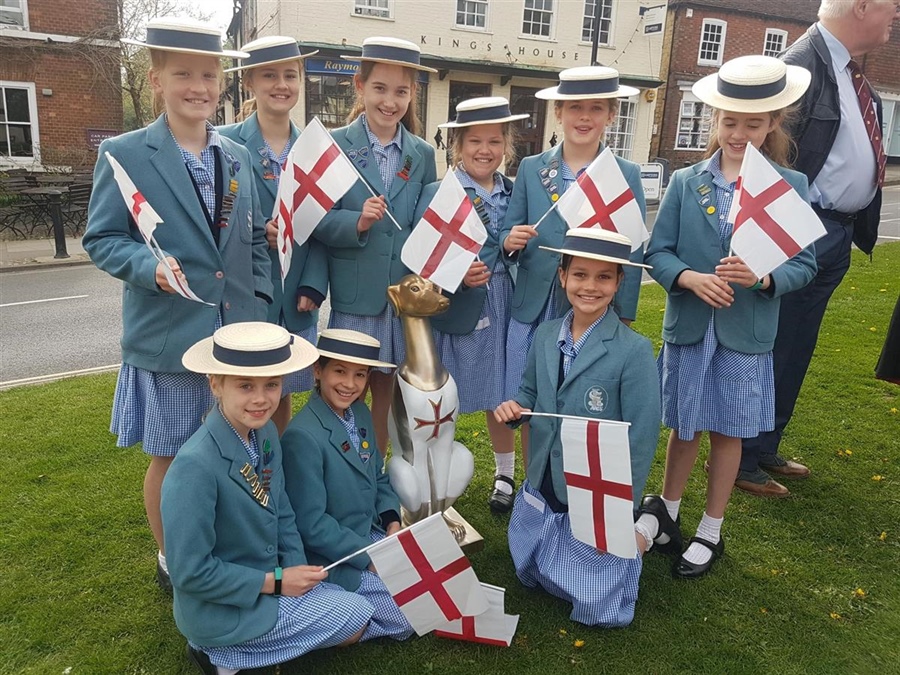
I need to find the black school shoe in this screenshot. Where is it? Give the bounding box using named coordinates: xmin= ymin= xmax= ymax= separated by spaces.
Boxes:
xmin=489 ymin=475 xmax=516 ymax=514
xmin=636 ymin=494 xmax=683 ymax=556
xmin=672 ymin=536 xmax=725 ymax=579
xmin=156 ymin=560 xmax=173 ymax=595
xmin=186 ymin=644 xmax=218 ymax=675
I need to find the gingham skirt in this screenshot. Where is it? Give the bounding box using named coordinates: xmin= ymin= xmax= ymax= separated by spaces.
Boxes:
xmin=196 ymin=582 xmax=374 ymax=670
xmin=329 ymin=306 xmax=405 ymax=374
xmin=281 ymin=324 xmax=317 ymax=395
xmin=110 ymin=365 xmax=213 ymax=457
xmin=435 ymin=267 xmax=513 ymax=413
xmin=508 ymin=481 xmax=642 ymax=627
xmin=504 ymin=285 xmax=560 ymax=400
xmin=356 ymin=529 xmax=414 ymax=641
xmin=659 ymin=316 xmax=774 ymax=442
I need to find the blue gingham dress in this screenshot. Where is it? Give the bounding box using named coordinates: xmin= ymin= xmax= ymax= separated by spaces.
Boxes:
xmin=110 ymin=122 xmax=222 ymax=457
xmin=328 ymin=114 xmax=406 ymax=373
xmin=504 ymin=159 xmax=583 ymax=399
xmin=658 ymin=152 xmax=775 ymax=441
xmin=264 ymin=137 xmax=316 ymax=394
xmin=435 ymin=168 xmax=513 ymax=413
xmin=358 ymin=530 xmax=415 ymax=641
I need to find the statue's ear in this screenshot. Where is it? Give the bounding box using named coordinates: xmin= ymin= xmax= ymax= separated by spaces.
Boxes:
xmin=387 ymin=284 xmax=401 ymax=313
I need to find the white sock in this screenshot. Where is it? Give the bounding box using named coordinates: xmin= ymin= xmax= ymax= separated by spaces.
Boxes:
xmin=157 ymin=551 xmax=168 ymax=574
xmin=217 ymin=668 xmax=239 ymax=675
xmin=634 ymin=520 xmax=656 ymax=551
xmin=683 ymin=513 xmax=723 ymax=566
xmin=494 ymin=452 xmax=515 ymax=495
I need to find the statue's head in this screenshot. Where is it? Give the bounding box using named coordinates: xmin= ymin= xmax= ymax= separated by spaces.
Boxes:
xmin=387 ymin=274 xmax=450 ymax=318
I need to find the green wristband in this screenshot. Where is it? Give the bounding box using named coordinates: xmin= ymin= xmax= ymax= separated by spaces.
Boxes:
xmin=273 ymin=566 xmax=282 ymax=596
xmin=749 ymin=279 xmax=764 ymax=291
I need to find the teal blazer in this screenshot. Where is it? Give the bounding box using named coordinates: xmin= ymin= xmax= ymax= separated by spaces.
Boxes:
xmin=512 ymin=310 xmax=660 ymax=508
xmin=313 ymin=117 xmax=436 ymax=315
xmin=161 ymin=406 xmax=306 ymax=648
xmin=645 ymin=159 xmax=817 ymax=354
xmin=84 ymin=115 xmax=273 ymax=372
xmin=413 ymin=178 xmax=512 ymax=334
xmin=218 ymin=113 xmax=328 ymax=333
xmin=281 ymin=393 xmax=401 ymax=591
xmin=498 ymin=145 xmax=646 ymax=323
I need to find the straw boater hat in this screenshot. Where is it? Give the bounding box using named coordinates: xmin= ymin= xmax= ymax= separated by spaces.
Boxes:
xmin=123 ymin=17 xmax=249 ymax=59
xmin=182 ymin=322 xmax=318 ymax=377
xmin=692 ymin=55 xmax=810 ymax=113
xmin=315 ymin=329 xmax=396 ymax=370
xmin=536 ymin=66 xmax=639 ymax=101
xmin=439 ymin=96 xmax=529 ymax=129
xmin=342 ymin=36 xmax=437 ymax=73
xmin=224 ymin=36 xmax=318 ymax=73
xmin=541 ymin=229 xmax=652 ymax=269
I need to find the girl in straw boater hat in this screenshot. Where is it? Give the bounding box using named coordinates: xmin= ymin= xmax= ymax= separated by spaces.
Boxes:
xmin=639 ymin=55 xmax=817 ymax=579
xmin=281 ymin=329 xmax=414 ymax=641
xmin=83 ymin=17 xmax=272 ymax=594
xmin=219 ymin=36 xmax=326 ymax=435
xmin=414 ymin=97 xmax=528 ymax=514
xmin=498 ymin=66 xmax=648 ymax=451
xmin=312 ymin=37 xmax=437 ymax=456
xmin=162 ymin=323 xmax=375 ymax=674
xmin=494 ymin=229 xmax=660 ymax=627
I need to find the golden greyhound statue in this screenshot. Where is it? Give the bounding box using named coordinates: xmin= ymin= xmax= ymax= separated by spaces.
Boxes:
xmin=386 ymin=274 xmax=474 ymax=543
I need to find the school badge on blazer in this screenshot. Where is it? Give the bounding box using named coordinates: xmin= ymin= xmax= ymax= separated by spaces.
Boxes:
xmin=584 ymin=385 xmax=608 ymax=413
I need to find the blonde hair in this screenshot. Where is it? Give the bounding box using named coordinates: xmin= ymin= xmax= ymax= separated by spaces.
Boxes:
xmin=448 ymin=122 xmax=519 ymax=169
xmin=553 ymin=98 xmax=620 ymax=142
xmin=347 ymin=61 xmax=421 ymax=136
xmin=704 ymin=108 xmax=796 ymax=168
xmin=149 ymin=49 xmax=224 ymax=120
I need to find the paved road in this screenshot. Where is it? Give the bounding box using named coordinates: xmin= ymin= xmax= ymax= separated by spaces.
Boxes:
xmin=0 ymin=186 xmax=896 ymax=387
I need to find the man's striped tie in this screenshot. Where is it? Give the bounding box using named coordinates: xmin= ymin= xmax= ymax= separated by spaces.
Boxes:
xmin=847 ymin=59 xmax=886 ymax=188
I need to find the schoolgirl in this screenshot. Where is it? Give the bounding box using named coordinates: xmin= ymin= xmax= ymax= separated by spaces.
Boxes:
xmin=494 ymin=229 xmax=660 ymax=627
xmin=83 ymin=18 xmax=271 ymax=591
xmin=413 ymin=97 xmax=529 ymax=513
xmin=162 ymin=323 xmax=374 ymax=674
xmin=281 ymin=329 xmax=414 ymax=641
xmin=638 ymin=55 xmax=817 ymax=578
xmin=219 ymin=36 xmax=328 ymax=433
xmin=313 ymin=37 xmax=437 ymax=453
xmin=499 ymin=66 xmax=647 ymax=400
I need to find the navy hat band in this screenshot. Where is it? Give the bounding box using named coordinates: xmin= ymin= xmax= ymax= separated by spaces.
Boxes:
xmin=213 ymin=339 xmax=293 ymax=367
xmin=556 ymin=77 xmax=620 ymax=97
xmin=317 ymin=336 xmax=381 ymax=362
xmin=717 ymin=74 xmax=787 ymax=100
xmin=561 ymin=235 xmax=630 ymax=260
xmin=360 ymin=43 xmax=422 ymax=66
xmin=243 ymin=42 xmax=301 ymax=68
xmin=145 ymin=27 xmax=224 ymax=53
xmin=455 ymin=103 xmax=513 ymax=125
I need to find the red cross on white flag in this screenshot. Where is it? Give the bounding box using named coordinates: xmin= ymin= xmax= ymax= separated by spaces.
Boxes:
xmin=273 ymin=117 xmax=358 ymax=280
xmin=434 ymin=583 xmax=519 ymax=647
xmin=727 ymin=142 xmax=825 ymax=280
xmin=401 ymin=171 xmax=488 ymax=292
xmin=555 ymin=147 xmax=649 ymax=252
xmin=561 ymin=417 xmax=636 ymax=558
xmin=366 ymin=512 xmax=489 ymax=636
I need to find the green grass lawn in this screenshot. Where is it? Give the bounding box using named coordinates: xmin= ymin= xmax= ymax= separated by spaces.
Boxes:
xmin=1 ymin=244 xmax=898 ymax=675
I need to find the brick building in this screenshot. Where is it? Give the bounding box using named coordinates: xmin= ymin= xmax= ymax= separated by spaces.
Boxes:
xmin=650 ymin=0 xmax=900 ymax=170
xmin=238 ymin=0 xmax=667 ymax=175
xmin=0 ymin=0 xmax=122 ymax=170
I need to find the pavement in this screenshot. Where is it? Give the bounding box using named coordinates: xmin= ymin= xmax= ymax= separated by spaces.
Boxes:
xmin=1 ymin=165 xmax=899 ymax=271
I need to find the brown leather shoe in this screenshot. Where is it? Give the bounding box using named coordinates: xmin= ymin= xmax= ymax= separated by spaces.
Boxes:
xmin=760 ymin=458 xmax=810 ymax=479
xmin=734 ymin=476 xmax=790 ymax=498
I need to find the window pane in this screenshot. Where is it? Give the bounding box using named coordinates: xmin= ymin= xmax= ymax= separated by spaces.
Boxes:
xmin=5 ymin=88 xmax=30 ymax=123
xmin=8 ymin=124 xmax=33 ymax=156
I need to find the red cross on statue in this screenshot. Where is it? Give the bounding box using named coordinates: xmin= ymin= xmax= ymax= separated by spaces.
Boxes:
xmin=420 ymin=198 xmax=481 ymax=278
xmin=413 ymin=397 xmax=456 ymax=440
xmin=563 ymin=420 xmax=633 ymax=551
xmin=574 ymin=172 xmax=634 ymax=231
xmin=733 ymin=177 xmax=801 ymax=258
xmin=291 ymin=144 xmax=342 ymax=213
xmin=392 ymin=529 xmax=471 ymax=621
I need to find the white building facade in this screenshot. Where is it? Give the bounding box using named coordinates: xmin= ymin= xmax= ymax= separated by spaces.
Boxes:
xmin=242 ymin=0 xmax=665 ymax=174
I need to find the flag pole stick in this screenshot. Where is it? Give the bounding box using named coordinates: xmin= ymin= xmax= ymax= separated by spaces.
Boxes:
xmin=518 ymin=411 xmax=631 ymax=426
xmin=322 ymin=512 xmax=445 ymax=571
xmin=506 ymin=198 xmax=562 ymax=257
xmin=340 ymin=149 xmax=404 ymax=231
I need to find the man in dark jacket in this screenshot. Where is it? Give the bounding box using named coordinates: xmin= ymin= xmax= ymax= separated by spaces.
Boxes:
xmin=738 ymin=0 xmax=897 ymax=497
